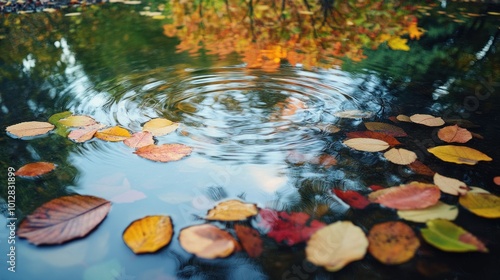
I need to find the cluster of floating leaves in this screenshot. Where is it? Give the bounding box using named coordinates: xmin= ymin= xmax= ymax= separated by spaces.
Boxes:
xmin=5 ymin=110 xmax=500 ymax=273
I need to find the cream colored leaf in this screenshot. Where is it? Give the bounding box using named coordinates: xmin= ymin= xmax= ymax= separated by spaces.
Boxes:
xmin=410 ymin=114 xmax=445 ymax=127
xmin=58 ymin=115 xmax=97 ymax=127
xmin=343 ymin=138 xmax=390 ymax=152
xmin=383 ymin=148 xmax=417 ymax=165
xmin=397 ymin=201 xmax=459 ymax=222
xmin=6 ymin=121 xmax=54 ymax=138
xmin=179 ymin=224 xmax=237 ymax=259
xmin=396 ymin=114 xmax=412 ymax=122
xmin=143 ymin=118 xmax=179 ymax=136
xmin=433 ymin=173 xmax=468 ymax=195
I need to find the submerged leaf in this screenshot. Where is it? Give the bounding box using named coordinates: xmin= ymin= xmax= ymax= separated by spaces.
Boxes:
xmin=459 ymin=192 xmax=500 ymax=218
xmin=421 ymin=220 xmax=488 ymax=252
xmin=17 ymin=195 xmax=111 ymax=245
xmin=179 ymin=224 xmax=238 ymax=259
xmin=437 ymin=125 xmax=472 ymax=143
xmin=134 ymin=144 xmax=192 ymax=162
xmin=427 ymin=145 xmax=492 ymax=165
xmin=343 ymin=138 xmax=389 ymax=152
xmin=15 ymin=162 xmax=56 ymax=178
xmin=364 ymin=122 xmax=407 ymax=137
xmin=433 ymin=173 xmax=468 ymax=196
xmin=387 ymin=37 xmax=410 ymax=51
xmin=143 ymin=118 xmax=179 ymax=136
xmin=384 ymin=148 xmax=417 ymax=165
xmin=368 ymin=221 xmax=420 ymax=265
xmin=123 ymin=215 xmax=173 ymax=254
xmin=235 ymin=224 xmax=263 ymax=258
xmin=6 ymin=121 xmax=54 ymax=138
xmin=306 ymin=221 xmax=368 ymax=272
xmin=205 ymin=200 xmax=258 ymax=221
xmin=368 ymin=182 xmax=440 ymax=210
xmin=398 ymin=202 xmax=458 ymax=223
xmin=409 ymin=114 xmax=445 ymax=127
xmin=95 ymin=126 xmax=132 ymax=142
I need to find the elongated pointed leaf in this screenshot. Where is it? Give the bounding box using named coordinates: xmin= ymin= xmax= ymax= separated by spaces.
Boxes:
xmin=459 ymin=192 xmax=500 ymax=218
xmin=58 ymin=115 xmax=97 ymax=127
xmin=235 ymin=224 xmax=263 ymax=258
xmin=17 ymin=195 xmax=111 ymax=245
xmin=123 ymin=215 xmax=173 ymax=254
xmin=427 ymin=145 xmax=492 ymax=165
xmin=134 ymin=144 xmax=192 ymax=162
xmin=15 ymin=162 xmax=56 ymax=178
xmin=6 ymin=121 xmax=54 ymax=138
xmin=343 ymin=138 xmax=389 ymax=152
xmin=421 ymin=220 xmax=488 ymax=252
xmin=368 ymin=182 xmax=440 ymax=210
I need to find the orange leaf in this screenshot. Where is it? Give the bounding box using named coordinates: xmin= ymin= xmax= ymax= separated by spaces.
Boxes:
xmin=134 ymin=144 xmax=192 ymax=162
xmin=206 ymin=200 xmax=258 ymax=221
xmin=17 ymin=195 xmax=111 ymax=245
xmin=364 ymin=122 xmax=407 ymax=137
xmin=309 ymin=154 xmax=338 ymax=168
xmin=368 ymin=182 xmax=440 ymax=210
xmin=346 ymin=131 xmax=401 ymax=146
xmin=235 ymin=224 xmax=263 ymax=258
xmin=15 ymin=162 xmax=56 ymax=177
xmin=6 ymin=121 xmax=54 ymax=138
xmin=407 ymin=22 xmax=424 ymax=40
xmin=410 ymin=114 xmax=445 ymax=127
xmin=124 ymin=131 xmax=155 ymax=149
xmin=408 ymin=160 xmax=435 ymax=176
xmin=437 ymin=125 xmax=472 ymax=143
xmin=95 ymin=126 xmax=132 ymax=142
xmin=123 ymin=215 xmax=173 ymax=254
xmin=368 ymin=221 xmax=420 ymax=265
xmin=179 ymin=224 xmax=238 ymax=259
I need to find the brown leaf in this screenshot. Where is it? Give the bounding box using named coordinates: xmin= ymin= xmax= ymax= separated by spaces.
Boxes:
xmin=206 ymin=200 xmax=258 ymax=221
xmin=15 ymin=162 xmax=56 ymax=177
xmin=408 ymin=160 xmax=435 ymax=176
xmin=235 ymin=224 xmax=263 ymax=258
xmin=364 ymin=122 xmax=407 ymax=137
xmin=134 ymin=144 xmax=192 ymax=162
xmin=409 ymin=114 xmax=445 ymax=127
xmin=124 ymin=131 xmax=155 ymax=149
xmin=396 ymin=114 xmax=412 ymax=122
xmin=437 ymin=125 xmax=472 ymax=143
xmin=6 ymin=121 xmax=54 ymax=138
xmin=346 ymin=131 xmax=401 ymax=146
xmin=179 ymin=224 xmax=238 ymax=259
xmin=383 ymin=148 xmax=417 ymax=165
xmin=368 ymin=182 xmax=441 ymax=210
xmin=17 ymin=195 xmax=111 ymax=245
xmin=368 ymin=221 xmax=420 ymax=265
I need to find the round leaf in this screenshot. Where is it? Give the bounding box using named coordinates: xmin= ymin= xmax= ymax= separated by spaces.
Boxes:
xmin=368 ymin=182 xmax=440 ymax=210
xmin=306 ymin=221 xmax=368 ymax=272
xmin=364 ymin=122 xmax=407 ymax=137
xmin=206 ymin=200 xmax=258 ymax=221
xmin=143 ymin=118 xmax=179 ymax=136
xmin=433 ymin=172 xmax=468 ymax=196
xmin=368 ymin=221 xmax=420 ymax=265
xmin=397 ymin=202 xmax=458 ymax=223
xmin=123 ymin=215 xmax=173 ymax=254
xmin=437 ymin=125 xmax=472 ymax=143
xmin=383 ymin=148 xmax=417 ymax=165
xmin=459 ymin=192 xmax=500 ymax=218
xmin=409 ymin=114 xmax=445 ymax=127
xmin=58 ymin=115 xmax=97 ymax=127
xmin=17 ymin=195 xmax=111 ymax=245
xmin=6 ymin=121 xmax=54 ymax=138
xmin=134 ymin=144 xmax=192 ymax=162
xmin=343 ymin=138 xmax=390 ymax=152
xmin=95 ymin=126 xmax=132 ymax=142
xmin=15 ymin=162 xmax=56 ymax=178
xmin=427 ymin=145 xmax=492 ymax=165
xmin=421 ymin=220 xmax=488 ymax=252
xmin=179 ymin=224 xmax=237 ymax=259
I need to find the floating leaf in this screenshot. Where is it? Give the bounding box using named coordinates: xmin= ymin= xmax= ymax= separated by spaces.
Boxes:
xmin=368 ymin=221 xmax=420 ymax=265
xmin=384 ymin=148 xmax=417 ymax=165
xmin=15 ymin=162 xmax=56 ymax=178
xmin=6 ymin=121 xmax=54 ymax=138
xmin=17 ymin=195 xmax=111 ymax=245
xmin=122 ymin=215 xmax=173 ymax=254
xmin=396 ymin=114 xmax=412 ymax=122
xmin=459 ymin=192 xmax=500 ymax=218
xmin=333 ymin=110 xmax=373 ymax=119
xmin=258 ymin=209 xmax=325 ymax=246
xmin=433 ymin=173 xmax=468 ymax=196
xmin=179 ymin=224 xmax=237 ymax=259
xmin=409 ymin=114 xmax=445 ymax=127
xmin=48 ymin=111 xmax=72 ymax=125
xmin=368 ymin=182 xmax=440 ymax=210
xmin=306 ymin=221 xmax=368 ymax=272
xmin=134 ymin=144 xmax=192 ymax=162
xmin=143 ymin=118 xmax=180 ymax=136
xmin=427 ymin=145 xmax=492 ymax=165
xmin=346 ymin=131 xmax=401 ymax=146
xmin=408 ymin=160 xmax=435 ymax=176
xmin=494 ymin=176 xmax=500 ymax=186
xmin=58 ymin=115 xmax=97 ymax=127
xmin=205 ymin=200 xmax=258 ymax=221
xmin=235 ymin=224 xmax=263 ymax=258
xmin=364 ymin=122 xmax=407 ymax=137
xmin=333 ymin=189 xmax=370 ymax=209
xmin=421 ymin=220 xmax=488 ymax=252
xmin=124 ymin=131 xmax=155 ymax=149
xmin=343 ymin=138 xmax=389 ymax=152
xmin=437 ymin=125 xmax=472 ymax=143
xmin=68 ymin=124 xmax=105 ymax=143
xmin=95 ymin=126 xmax=132 ymax=142
xmin=387 ymin=37 xmax=410 ymax=51
xmin=398 ymin=202 xmax=458 ymax=223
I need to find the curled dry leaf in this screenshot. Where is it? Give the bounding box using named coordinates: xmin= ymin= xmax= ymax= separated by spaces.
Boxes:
xmin=235 ymin=224 xmax=263 ymax=258
xmin=58 ymin=115 xmax=97 ymax=127
xmin=421 ymin=220 xmax=488 ymax=252
xmin=17 ymin=195 xmax=111 ymax=245
xmin=15 ymin=162 xmax=56 ymax=178
xmin=346 ymin=131 xmax=401 ymax=146
xmin=437 ymin=125 xmax=472 ymax=143
xmin=205 ymin=200 xmax=258 ymax=221
xmin=409 ymin=114 xmax=445 ymax=127
xmin=95 ymin=126 xmax=132 ymax=142
xmin=368 ymin=182 xmax=440 ymax=210
xmin=433 ymin=173 xmax=468 ymax=196
xmin=68 ymin=123 xmax=105 ymax=143
xmin=343 ymin=138 xmax=389 ymax=152
xmin=124 ymin=131 xmax=155 ymax=149
xmin=459 ymin=192 xmax=500 ymax=218
xmin=427 ymin=145 xmax=492 ymax=165
xmin=368 ymin=221 xmax=420 ymax=265
xmin=135 ymin=144 xmax=192 ymax=162
xmin=142 ymin=118 xmax=179 ymax=136
xmin=122 ymin=215 xmax=173 ymax=254
xmin=306 ymin=221 xmax=368 ymax=272
xmin=383 ymin=148 xmax=417 ymax=165
xmin=364 ymin=122 xmax=407 ymax=137
xmin=6 ymin=121 xmax=54 ymax=138
xmin=179 ymin=224 xmax=238 ymax=259
xmin=397 ymin=201 xmax=458 ymax=223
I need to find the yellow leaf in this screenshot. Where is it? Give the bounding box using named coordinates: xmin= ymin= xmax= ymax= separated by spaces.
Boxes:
xmin=407 ymin=23 xmax=424 ymax=40
xmin=206 ymin=200 xmax=258 ymax=221
xmin=387 ymin=37 xmax=410 ymax=51
xmin=122 ymin=215 xmax=173 ymax=254
xmin=427 ymin=145 xmax=492 ymax=165
xmin=58 ymin=115 xmax=97 ymax=127
xmin=459 ymin=192 xmax=500 ymax=218
xmin=143 ymin=118 xmax=179 ymax=136
xmin=95 ymin=126 xmax=132 ymax=142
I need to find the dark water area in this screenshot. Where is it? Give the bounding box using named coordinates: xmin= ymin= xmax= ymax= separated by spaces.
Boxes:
xmin=1 ymin=1 xmax=500 ymax=279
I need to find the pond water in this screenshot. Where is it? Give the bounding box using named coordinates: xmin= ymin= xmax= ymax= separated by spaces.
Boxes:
xmin=1 ymin=1 xmax=500 ymax=279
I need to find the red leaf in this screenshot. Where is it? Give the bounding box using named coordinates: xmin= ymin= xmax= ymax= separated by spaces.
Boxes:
xmin=346 ymin=131 xmax=401 ymax=146
xmin=333 ymin=189 xmax=370 ymax=209
xmin=368 ymin=182 xmax=441 ymax=210
xmin=368 ymin=185 xmax=385 ymax=191
xmin=408 ymin=160 xmax=435 ymax=176
xmin=15 ymin=162 xmax=56 ymax=178
xmin=235 ymin=225 xmax=263 ymax=258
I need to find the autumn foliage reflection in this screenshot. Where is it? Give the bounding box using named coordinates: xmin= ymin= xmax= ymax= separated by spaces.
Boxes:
xmin=163 ymin=0 xmax=423 ymax=70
